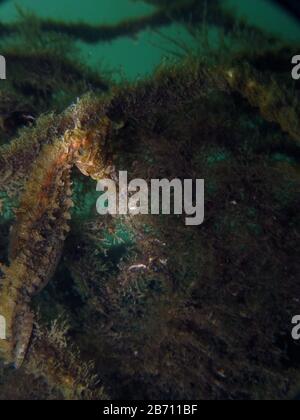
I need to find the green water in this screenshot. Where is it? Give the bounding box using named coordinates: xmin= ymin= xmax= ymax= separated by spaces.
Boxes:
xmin=0 ymin=0 xmax=300 ymax=80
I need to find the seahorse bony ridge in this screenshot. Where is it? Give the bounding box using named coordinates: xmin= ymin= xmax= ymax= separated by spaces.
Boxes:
xmin=0 ymin=110 xmax=112 ymax=367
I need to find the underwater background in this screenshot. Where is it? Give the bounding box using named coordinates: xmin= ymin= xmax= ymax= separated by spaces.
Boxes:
xmin=1 ymin=0 xmax=300 ymax=79
xmin=0 ymin=0 xmax=300 ymax=400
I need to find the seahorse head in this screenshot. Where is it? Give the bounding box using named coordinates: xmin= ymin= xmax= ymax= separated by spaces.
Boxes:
xmin=64 ymin=115 xmax=113 ymax=180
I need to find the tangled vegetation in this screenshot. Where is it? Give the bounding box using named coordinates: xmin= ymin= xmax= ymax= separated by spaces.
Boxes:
xmin=0 ymin=0 xmax=299 ymax=400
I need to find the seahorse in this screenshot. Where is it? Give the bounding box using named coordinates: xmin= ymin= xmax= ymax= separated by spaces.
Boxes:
xmin=0 ymin=113 xmax=59 ymax=198
xmin=0 ymin=114 xmax=112 ymax=367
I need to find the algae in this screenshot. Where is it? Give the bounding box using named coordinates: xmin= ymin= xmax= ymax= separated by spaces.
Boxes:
xmin=0 ymin=0 xmax=299 ymax=401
